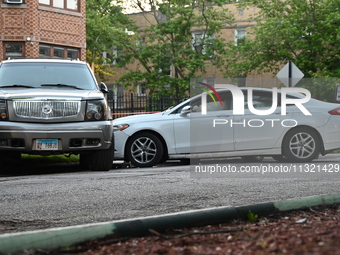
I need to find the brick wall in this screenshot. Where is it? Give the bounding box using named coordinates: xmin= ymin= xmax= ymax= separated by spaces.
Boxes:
xmin=0 ymin=0 xmax=86 ymax=61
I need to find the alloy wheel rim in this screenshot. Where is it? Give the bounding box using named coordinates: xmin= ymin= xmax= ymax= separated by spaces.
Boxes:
xmin=289 ymin=132 xmax=315 ymax=159
xmin=131 ymin=137 xmax=157 ymax=164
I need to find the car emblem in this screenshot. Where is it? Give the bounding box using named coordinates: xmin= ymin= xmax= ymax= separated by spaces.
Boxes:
xmin=42 ymin=104 xmax=53 ymax=115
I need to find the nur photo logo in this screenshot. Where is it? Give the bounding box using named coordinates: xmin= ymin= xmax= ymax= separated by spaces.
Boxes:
xmin=199 ymin=84 xmax=311 ymax=116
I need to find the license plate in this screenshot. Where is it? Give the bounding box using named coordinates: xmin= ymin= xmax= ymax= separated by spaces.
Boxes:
xmin=36 ymin=139 xmax=58 ymax=150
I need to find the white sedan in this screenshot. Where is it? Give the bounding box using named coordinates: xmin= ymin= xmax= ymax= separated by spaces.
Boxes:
xmin=113 ymin=88 xmax=340 ymax=167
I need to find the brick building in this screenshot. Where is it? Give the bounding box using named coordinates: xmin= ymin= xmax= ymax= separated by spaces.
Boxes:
xmin=104 ymin=3 xmax=276 ymax=91
xmin=0 ymin=0 xmax=86 ymax=61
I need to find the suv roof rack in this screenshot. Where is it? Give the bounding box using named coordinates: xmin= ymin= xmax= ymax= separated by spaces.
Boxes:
xmin=5 ymin=57 xmax=80 ymax=61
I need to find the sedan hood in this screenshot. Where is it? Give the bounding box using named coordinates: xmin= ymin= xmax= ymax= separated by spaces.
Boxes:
xmin=113 ymin=112 xmax=164 ymax=124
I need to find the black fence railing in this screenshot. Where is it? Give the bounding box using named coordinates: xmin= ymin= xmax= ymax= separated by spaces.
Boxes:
xmin=107 ymin=92 xmax=186 ymax=119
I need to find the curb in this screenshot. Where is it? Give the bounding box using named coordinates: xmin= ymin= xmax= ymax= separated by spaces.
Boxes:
xmin=1 ymin=193 xmax=340 ymax=254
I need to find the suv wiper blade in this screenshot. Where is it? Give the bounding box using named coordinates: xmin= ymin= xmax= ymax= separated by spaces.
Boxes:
xmin=40 ymin=84 xmax=83 ymax=90
xmin=0 ymin=84 xmax=35 ymax=88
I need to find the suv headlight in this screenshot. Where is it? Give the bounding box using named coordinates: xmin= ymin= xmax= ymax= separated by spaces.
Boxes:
xmin=0 ymin=100 xmax=8 ymax=121
xmin=85 ymin=99 xmax=111 ymax=121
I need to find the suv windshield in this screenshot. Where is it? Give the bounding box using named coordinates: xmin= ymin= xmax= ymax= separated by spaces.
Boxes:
xmin=0 ymin=62 xmax=97 ymax=90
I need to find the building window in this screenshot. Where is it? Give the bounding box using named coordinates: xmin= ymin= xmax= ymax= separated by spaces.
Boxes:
xmin=238 ymin=7 xmax=244 ymax=16
xmin=103 ymin=46 xmax=124 ymax=66
xmin=114 ymin=84 xmax=125 ymax=109
xmin=235 ymin=28 xmax=246 ymax=46
xmin=53 ymin=0 xmax=63 ymax=8
xmin=193 ymin=32 xmax=204 ymax=54
xmin=54 ymin=47 xmax=64 ymax=58
xmin=39 ymin=45 xmax=51 ymax=58
xmin=67 ymin=49 xmax=78 ymax=59
xmin=39 ymin=0 xmax=78 ymax=11
xmin=137 ymin=83 xmax=147 ymax=97
xmin=39 ymin=45 xmax=79 ymax=59
xmin=159 ymin=66 xmax=172 ymax=77
xmin=102 ymin=51 xmax=113 ymax=65
xmin=4 ymin=42 xmax=24 ymax=59
xmin=136 ymin=37 xmax=146 ymax=50
xmin=67 ymin=0 xmax=77 ymax=10
xmin=192 ymin=32 xmax=215 ymax=56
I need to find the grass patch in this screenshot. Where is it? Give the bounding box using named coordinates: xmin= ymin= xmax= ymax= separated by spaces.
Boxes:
xmin=21 ymin=154 xmax=79 ymax=164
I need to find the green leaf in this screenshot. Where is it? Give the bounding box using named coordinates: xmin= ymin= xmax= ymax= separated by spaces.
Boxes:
xmin=247 ymin=211 xmax=259 ymax=223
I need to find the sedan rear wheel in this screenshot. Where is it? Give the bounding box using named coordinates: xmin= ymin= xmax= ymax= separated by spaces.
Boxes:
xmin=282 ymin=127 xmax=320 ymax=162
xmin=126 ymin=132 xmax=164 ymax=167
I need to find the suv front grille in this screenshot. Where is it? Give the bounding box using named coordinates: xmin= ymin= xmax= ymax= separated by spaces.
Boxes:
xmin=14 ymin=100 xmax=80 ymax=119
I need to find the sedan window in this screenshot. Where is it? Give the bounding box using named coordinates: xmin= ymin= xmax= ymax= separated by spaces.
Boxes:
xmin=242 ymin=91 xmax=278 ymax=110
xmin=191 ymin=92 xmax=231 ymax=112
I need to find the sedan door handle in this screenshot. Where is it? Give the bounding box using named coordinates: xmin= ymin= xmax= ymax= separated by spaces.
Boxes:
xmin=216 ymin=115 xmax=230 ymax=117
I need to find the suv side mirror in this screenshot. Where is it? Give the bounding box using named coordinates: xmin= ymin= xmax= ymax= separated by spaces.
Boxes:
xmin=100 ymin=82 xmax=109 ymax=94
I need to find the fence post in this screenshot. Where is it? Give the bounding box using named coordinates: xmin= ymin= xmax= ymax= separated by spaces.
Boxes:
xmin=161 ymin=96 xmax=164 ymax=110
xmin=112 ymin=98 xmax=115 ymax=117
xmin=148 ymin=97 xmax=153 ymax=112
xmin=130 ymin=93 xmax=134 ymax=113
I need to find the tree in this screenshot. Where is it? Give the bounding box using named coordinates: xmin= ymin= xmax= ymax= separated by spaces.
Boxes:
xmin=86 ymin=0 xmax=134 ymax=80
xmin=114 ymin=0 xmax=235 ymax=97
xmin=223 ymin=0 xmax=340 ymax=79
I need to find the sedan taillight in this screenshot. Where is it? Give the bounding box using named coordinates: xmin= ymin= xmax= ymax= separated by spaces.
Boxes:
xmin=328 ymin=108 xmax=340 ymax=115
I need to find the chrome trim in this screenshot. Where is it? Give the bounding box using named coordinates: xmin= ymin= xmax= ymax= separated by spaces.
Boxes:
xmin=13 ymin=99 xmax=81 ymax=119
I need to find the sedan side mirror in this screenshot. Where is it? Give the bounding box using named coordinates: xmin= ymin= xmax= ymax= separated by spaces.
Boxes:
xmin=180 ymin=105 xmax=191 ymax=116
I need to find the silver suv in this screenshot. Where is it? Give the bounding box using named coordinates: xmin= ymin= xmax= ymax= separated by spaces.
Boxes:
xmin=0 ymin=59 xmax=114 ymax=171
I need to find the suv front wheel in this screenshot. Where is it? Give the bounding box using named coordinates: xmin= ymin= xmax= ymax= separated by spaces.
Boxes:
xmin=79 ymin=140 xmax=114 ymax=171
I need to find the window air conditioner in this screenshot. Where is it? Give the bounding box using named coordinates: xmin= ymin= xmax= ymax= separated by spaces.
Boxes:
xmin=4 ymin=0 xmax=23 ymax=4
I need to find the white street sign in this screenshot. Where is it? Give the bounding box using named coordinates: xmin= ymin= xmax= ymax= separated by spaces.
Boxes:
xmin=336 ymin=83 xmax=340 ymax=102
xmin=276 ymin=61 xmax=304 ymax=87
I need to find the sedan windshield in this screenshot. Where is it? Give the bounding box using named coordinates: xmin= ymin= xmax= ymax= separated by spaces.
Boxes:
xmin=0 ymin=62 xmax=97 ymax=90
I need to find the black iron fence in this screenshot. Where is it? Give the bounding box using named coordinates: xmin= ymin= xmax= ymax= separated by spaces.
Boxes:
xmin=107 ymin=92 xmax=186 ymax=119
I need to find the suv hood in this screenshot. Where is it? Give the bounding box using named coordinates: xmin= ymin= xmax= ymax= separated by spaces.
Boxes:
xmin=0 ymin=88 xmax=104 ymax=100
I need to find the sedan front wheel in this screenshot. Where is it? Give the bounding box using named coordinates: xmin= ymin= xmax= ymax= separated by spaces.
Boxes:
xmin=126 ymin=132 xmax=164 ymax=167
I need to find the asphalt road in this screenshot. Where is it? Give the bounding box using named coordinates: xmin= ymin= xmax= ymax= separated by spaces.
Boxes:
xmin=1 ymin=155 xmax=340 ymax=234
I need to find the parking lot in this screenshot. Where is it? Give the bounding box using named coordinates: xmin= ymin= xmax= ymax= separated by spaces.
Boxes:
xmin=1 ymin=155 xmax=340 ymax=234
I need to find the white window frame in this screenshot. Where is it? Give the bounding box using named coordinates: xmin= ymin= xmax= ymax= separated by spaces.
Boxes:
xmin=103 ymin=46 xmax=123 ymax=66
xmin=113 ymin=84 xmax=125 ymax=109
xmin=234 ymin=28 xmax=246 ymax=46
xmin=102 ymin=51 xmax=113 ymax=65
xmin=137 ymin=83 xmax=147 ymax=97
xmin=192 ymin=32 xmax=215 ymax=56
xmin=38 ymin=0 xmax=78 ymax=11
xmin=159 ymin=65 xmax=172 ymax=78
